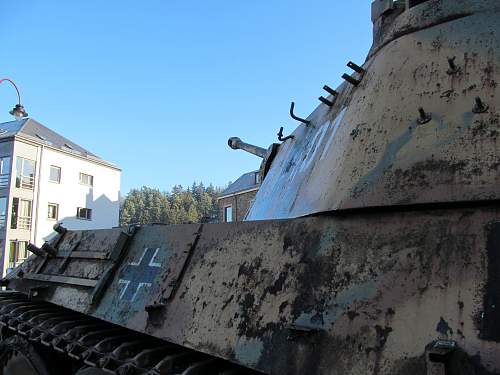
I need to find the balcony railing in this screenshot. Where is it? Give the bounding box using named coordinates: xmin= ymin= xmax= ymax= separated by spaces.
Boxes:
xmin=17 ymin=217 xmax=32 ymax=230
xmin=16 ymin=175 xmax=34 ymax=190
xmin=0 ymin=174 xmax=8 ymax=189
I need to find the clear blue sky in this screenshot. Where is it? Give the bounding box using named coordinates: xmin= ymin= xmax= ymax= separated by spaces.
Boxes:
xmin=0 ymin=1 xmax=372 ymax=194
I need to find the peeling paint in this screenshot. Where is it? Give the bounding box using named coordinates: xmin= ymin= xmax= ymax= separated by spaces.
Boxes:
xmin=294 ymin=280 xmax=379 ymax=329
xmin=235 ymin=337 xmax=264 ymax=367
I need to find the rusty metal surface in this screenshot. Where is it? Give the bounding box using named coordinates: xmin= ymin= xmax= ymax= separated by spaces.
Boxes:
xmin=155 ymin=208 xmax=500 ymax=374
xmin=247 ymin=0 xmax=500 ymax=220
xmin=5 ymin=228 xmax=130 ymax=310
xmin=5 ymin=205 xmax=500 ymax=374
xmin=94 ymin=223 xmax=202 ymax=325
xmin=228 ymin=137 xmax=268 ymax=159
xmin=4 ymin=2 xmax=500 ymax=374
xmin=0 ymin=292 xmax=256 ymax=374
xmin=370 ymin=0 xmax=500 ymax=57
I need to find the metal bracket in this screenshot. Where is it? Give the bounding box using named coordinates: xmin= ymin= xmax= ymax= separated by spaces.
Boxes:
xmin=472 ymin=97 xmax=489 ymax=114
xmin=28 ymin=286 xmax=49 ymax=299
xmin=342 ymin=61 xmax=365 ymax=87
xmin=319 ymin=85 xmax=338 ymax=107
xmin=145 ymin=303 xmax=167 ymax=326
xmin=90 ymin=230 xmax=136 ymax=306
xmin=323 ymin=85 xmax=338 ymax=97
xmin=277 ymin=127 xmax=295 ymax=142
xmin=157 ymin=225 xmax=204 ymax=304
xmin=425 ymin=340 xmax=457 ymax=375
xmin=446 ymin=57 xmax=460 ymax=75
xmin=289 ymin=102 xmax=310 ymax=126
xmin=347 ymin=61 xmax=366 ymax=75
xmin=418 ymin=107 xmax=432 ymax=124
xmin=319 ymin=96 xmax=335 ymax=107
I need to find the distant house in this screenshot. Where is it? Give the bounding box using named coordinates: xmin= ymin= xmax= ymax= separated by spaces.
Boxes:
xmin=0 ymin=118 xmax=121 ymax=275
xmin=217 ymin=171 xmax=261 ymax=222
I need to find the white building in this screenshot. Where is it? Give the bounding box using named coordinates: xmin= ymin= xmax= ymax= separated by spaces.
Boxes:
xmin=0 ymin=118 xmax=121 ymax=275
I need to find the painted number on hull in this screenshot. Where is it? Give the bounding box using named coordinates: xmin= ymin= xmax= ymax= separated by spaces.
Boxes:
xmin=118 ymin=247 xmax=162 ymax=302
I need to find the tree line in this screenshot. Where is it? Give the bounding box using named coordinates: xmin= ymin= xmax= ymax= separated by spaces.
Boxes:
xmin=120 ymin=183 xmax=225 ymax=226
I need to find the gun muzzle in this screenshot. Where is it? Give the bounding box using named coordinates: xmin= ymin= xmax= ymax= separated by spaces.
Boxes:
xmin=228 ymin=137 xmax=267 ymax=158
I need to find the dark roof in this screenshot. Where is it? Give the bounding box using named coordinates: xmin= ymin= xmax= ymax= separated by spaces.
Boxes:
xmin=0 ymin=118 xmax=117 ymax=167
xmin=220 ymin=171 xmax=260 ymax=197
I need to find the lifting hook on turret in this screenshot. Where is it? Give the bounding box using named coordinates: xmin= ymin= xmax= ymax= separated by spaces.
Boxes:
xmin=319 ymin=96 xmax=335 ymax=107
xmin=347 ymin=61 xmax=366 ymax=75
xmin=319 ymin=85 xmax=338 ymax=107
xmin=323 ymin=85 xmax=338 ymax=97
xmin=342 ymin=61 xmax=366 ymax=87
xmin=277 ymin=127 xmax=295 ymax=142
xmin=289 ymin=102 xmax=310 ymax=126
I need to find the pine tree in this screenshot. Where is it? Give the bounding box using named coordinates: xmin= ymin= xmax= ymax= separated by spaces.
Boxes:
xmin=120 ymin=182 xmax=228 ymax=226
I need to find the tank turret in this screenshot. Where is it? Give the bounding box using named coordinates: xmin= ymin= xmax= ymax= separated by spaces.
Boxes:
xmin=247 ymin=0 xmax=500 ymax=220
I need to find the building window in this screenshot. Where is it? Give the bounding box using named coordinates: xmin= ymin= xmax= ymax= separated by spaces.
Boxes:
xmin=79 ymin=173 xmax=93 ymax=186
xmin=77 ymin=207 xmax=92 ymax=220
xmin=0 ymin=157 xmax=11 ymax=188
xmin=48 ymin=203 xmax=59 ymax=220
xmin=49 ymin=165 xmax=61 ymax=183
xmin=11 ymin=198 xmax=32 ymax=230
xmin=224 ymin=205 xmax=233 ymax=222
xmin=8 ymin=241 xmax=29 ymax=270
xmin=15 ymin=157 xmax=36 ymax=190
xmin=255 ymin=172 xmax=261 ymax=184
xmin=0 ymin=197 xmax=6 ymax=228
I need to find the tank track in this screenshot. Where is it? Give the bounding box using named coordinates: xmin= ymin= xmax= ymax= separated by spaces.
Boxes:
xmin=0 ymin=291 xmax=256 ymax=375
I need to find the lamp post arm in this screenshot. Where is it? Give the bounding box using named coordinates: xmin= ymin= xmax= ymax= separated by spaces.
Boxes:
xmin=0 ymin=78 xmax=22 ymax=104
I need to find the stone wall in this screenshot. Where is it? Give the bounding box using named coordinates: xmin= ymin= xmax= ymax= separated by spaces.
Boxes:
xmin=218 ymin=189 xmax=258 ymax=222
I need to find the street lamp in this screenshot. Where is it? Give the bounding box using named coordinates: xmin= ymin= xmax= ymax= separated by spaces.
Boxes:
xmin=0 ymin=78 xmax=28 ymax=120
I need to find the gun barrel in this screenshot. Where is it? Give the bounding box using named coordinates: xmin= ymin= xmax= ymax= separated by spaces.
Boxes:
xmin=228 ymin=137 xmax=267 ymax=158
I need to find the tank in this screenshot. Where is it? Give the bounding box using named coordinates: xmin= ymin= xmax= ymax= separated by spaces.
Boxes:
xmin=1 ymin=0 xmax=500 ymax=374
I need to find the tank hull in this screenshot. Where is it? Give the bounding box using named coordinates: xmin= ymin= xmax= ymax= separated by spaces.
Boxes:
xmin=5 ymin=203 xmax=500 ymax=374
xmin=3 ymin=1 xmax=500 ymax=374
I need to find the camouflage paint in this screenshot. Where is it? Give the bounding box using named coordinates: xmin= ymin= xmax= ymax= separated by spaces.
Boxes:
xmin=6 ymin=205 xmax=500 ymax=374
xmin=247 ymin=0 xmax=500 ymax=219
